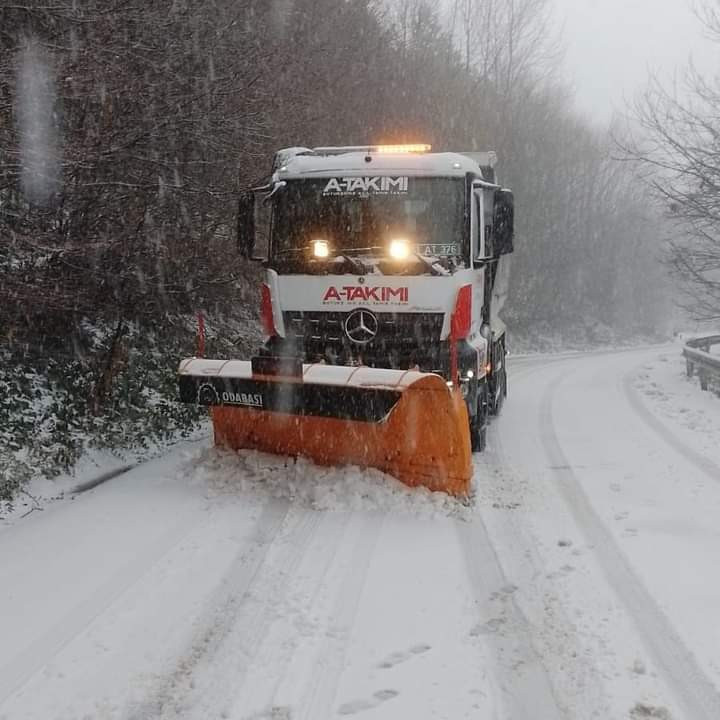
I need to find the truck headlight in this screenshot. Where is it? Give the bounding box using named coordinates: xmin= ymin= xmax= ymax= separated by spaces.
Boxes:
xmin=312 ymin=239 xmax=330 ymax=258
xmin=389 ymin=238 xmax=410 ymax=260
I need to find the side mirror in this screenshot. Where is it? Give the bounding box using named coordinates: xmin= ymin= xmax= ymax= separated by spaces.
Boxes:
xmin=237 ymin=191 xmax=256 ymax=259
xmin=493 ymin=189 xmax=514 ymax=256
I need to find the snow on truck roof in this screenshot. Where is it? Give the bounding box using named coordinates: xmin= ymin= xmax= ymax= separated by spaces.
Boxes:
xmin=273 ymin=146 xmax=497 ymax=181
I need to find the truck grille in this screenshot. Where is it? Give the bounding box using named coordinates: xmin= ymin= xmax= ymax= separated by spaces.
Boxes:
xmin=282 ymin=311 xmax=445 ymax=370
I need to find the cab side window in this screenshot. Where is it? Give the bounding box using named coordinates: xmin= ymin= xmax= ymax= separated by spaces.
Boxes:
xmin=484 ymin=189 xmax=494 ymax=258
xmin=474 ymin=193 xmax=484 ymax=259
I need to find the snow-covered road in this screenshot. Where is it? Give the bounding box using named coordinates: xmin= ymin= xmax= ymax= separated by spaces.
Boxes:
xmin=2 ymin=346 xmax=720 ymax=720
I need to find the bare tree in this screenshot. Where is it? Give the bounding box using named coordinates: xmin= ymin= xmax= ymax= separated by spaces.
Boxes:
xmin=620 ymin=8 xmax=720 ymax=321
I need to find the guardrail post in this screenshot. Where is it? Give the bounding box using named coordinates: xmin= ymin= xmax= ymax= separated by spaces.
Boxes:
xmin=683 ymin=334 xmax=720 ymax=395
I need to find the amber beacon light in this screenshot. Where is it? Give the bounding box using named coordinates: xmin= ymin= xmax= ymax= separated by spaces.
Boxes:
xmin=375 ymin=144 xmax=431 ymax=154
xmin=312 ymin=239 xmax=330 ymax=258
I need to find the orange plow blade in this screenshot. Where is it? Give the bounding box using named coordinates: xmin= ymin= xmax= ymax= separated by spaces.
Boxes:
xmin=178 ymin=359 xmax=472 ymax=496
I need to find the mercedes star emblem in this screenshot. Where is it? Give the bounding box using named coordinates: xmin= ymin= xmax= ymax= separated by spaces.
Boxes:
xmin=344 ymin=309 xmax=379 ymax=345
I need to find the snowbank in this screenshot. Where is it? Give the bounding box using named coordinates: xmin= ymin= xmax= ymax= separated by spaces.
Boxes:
xmin=186 ymin=447 xmax=474 ymax=520
xmin=632 ymin=346 xmax=720 ymax=466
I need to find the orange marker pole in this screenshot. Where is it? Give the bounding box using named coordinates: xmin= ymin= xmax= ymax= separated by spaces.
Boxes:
xmin=197 ymin=312 xmax=205 ymax=358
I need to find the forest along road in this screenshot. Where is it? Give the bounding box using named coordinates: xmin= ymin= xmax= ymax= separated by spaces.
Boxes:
xmin=1 ymin=346 xmax=720 ymax=720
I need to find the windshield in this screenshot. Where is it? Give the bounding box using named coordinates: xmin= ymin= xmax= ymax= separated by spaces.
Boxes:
xmin=271 ymin=176 xmax=466 ymax=259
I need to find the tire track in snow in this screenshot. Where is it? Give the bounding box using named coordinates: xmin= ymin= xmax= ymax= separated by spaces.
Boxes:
xmin=0 ymin=505 xmax=208 ymax=707
xmin=539 ymin=375 xmax=720 ymax=720
xmin=457 ymin=512 xmax=565 ymax=720
xmin=470 ymin=366 xmax=612 ymax=720
xmin=124 ymin=497 xmax=295 ymax=720
xmin=230 ymin=510 xmax=351 ymax=716
xmin=480 ymin=415 xmax=614 ymax=718
xmin=622 ymin=370 xmax=720 ymax=482
xmin=298 ymin=512 xmax=385 ymax=720
xmin=484 ymin=353 xmax=596 ymax=720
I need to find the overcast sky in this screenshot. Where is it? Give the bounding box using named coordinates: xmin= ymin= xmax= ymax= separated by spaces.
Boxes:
xmin=552 ymin=0 xmax=720 ymax=123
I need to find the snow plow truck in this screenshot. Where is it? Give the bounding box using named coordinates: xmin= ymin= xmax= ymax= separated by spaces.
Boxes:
xmin=178 ymin=144 xmax=515 ymax=497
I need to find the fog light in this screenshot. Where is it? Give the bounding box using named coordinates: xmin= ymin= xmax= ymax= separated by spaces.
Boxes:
xmin=466 ymin=370 xmax=474 ymax=379
xmin=313 ymin=239 xmax=330 ymax=258
xmin=389 ymin=238 xmax=410 ymax=260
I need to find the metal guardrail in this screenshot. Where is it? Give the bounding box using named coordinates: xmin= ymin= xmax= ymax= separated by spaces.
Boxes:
xmin=683 ymin=334 xmax=720 ymax=392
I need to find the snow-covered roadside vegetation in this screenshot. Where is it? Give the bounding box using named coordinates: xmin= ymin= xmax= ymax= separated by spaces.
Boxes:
xmin=1 ymin=325 xmax=192 ymax=509
xmin=0 ymin=314 xmax=261 ymax=514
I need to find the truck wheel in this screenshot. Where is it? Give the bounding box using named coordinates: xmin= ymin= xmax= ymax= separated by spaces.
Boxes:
xmin=470 ymin=384 xmax=488 ymax=452
xmin=491 ymin=367 xmax=507 ymax=416
xmin=489 ymin=343 xmax=507 ymax=416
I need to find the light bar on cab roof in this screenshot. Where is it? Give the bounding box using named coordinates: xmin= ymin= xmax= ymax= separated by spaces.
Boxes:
xmin=375 ymin=144 xmax=431 ymax=154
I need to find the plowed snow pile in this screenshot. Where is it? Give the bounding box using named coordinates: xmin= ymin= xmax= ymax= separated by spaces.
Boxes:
xmin=186 ymin=447 xmax=474 ymax=520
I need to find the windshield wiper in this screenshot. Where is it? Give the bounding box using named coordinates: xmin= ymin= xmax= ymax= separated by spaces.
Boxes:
xmin=412 ymin=253 xmax=448 ymax=276
xmin=329 ymin=253 xmax=368 ymax=274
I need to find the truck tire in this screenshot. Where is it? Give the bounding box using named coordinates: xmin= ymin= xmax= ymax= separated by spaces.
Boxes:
xmin=470 ymin=384 xmax=488 ymax=452
xmin=491 ymin=365 xmax=507 ymax=415
xmin=489 ymin=342 xmax=507 ymax=416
